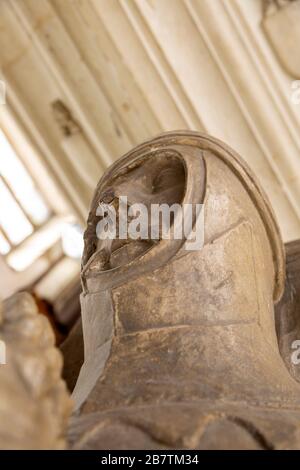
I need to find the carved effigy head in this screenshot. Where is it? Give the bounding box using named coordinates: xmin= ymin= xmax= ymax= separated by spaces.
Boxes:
xmin=72 ymin=133 xmax=300 ymax=451
xmin=74 ymin=131 xmax=286 ymax=408
xmin=81 ymin=131 xmax=284 ymax=330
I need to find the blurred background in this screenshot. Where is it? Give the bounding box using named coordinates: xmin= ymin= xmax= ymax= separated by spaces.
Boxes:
xmin=0 ymin=0 xmax=300 ymax=340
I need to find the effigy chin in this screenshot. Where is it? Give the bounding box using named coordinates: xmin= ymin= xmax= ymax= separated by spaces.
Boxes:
xmin=2 ymin=131 xmax=300 ymax=450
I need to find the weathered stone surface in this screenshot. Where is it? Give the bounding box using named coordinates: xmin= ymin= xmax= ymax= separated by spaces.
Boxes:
xmin=69 ymin=132 xmax=300 ymax=450
xmin=2 ymin=131 xmax=296 ymax=450
xmin=275 ymin=239 xmax=300 ymax=382
xmin=262 ymin=1 xmax=300 ymax=78
xmin=61 ymin=319 xmax=84 ymax=393
xmin=0 ymin=293 xmax=72 ymax=450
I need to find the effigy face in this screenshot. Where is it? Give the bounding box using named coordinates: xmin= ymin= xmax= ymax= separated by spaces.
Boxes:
xmin=70 ymin=131 xmax=300 ymax=450
xmin=90 ymin=152 xmax=186 ymax=271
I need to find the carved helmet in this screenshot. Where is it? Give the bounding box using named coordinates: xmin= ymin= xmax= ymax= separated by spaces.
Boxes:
xmin=74 ymin=132 xmax=286 ymax=409
xmin=82 ymin=130 xmax=284 ymax=303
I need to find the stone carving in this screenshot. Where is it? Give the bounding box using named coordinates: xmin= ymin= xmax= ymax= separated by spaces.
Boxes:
xmin=52 ymin=100 xmax=81 ymax=138
xmin=0 ymin=293 xmax=72 ymax=450
xmin=262 ymin=0 xmax=300 ymax=78
xmin=69 ymin=131 xmax=300 ymax=450
xmin=275 ymin=239 xmax=300 ymax=382
xmin=263 ymin=0 xmax=298 ymax=14
xmin=2 ymin=131 xmax=300 ymax=450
